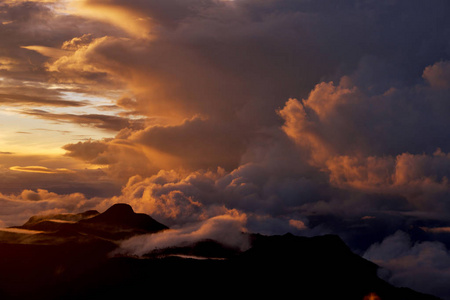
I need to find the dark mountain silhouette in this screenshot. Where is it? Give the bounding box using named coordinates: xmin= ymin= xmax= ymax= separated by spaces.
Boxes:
xmin=16 ymin=203 xmax=168 ymax=240
xmin=79 ymin=203 xmax=168 ymax=233
xmin=0 ymin=204 xmax=442 ymax=300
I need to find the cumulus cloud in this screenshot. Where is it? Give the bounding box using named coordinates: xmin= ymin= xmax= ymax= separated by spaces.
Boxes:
xmin=276 ymin=57 xmax=450 ymax=221
xmin=92 ymin=146 xmax=318 ymax=235
xmin=364 ymin=231 xmax=450 ymax=300
xmin=423 ymin=61 xmax=450 ymax=89
xmin=62 ymin=139 xmax=110 ymax=163
xmin=279 ymin=63 xmax=450 ymax=165
xmin=0 ymin=189 xmax=102 ymax=227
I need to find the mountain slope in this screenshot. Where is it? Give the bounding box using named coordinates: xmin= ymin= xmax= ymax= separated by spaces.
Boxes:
xmin=15 ymin=203 xmax=168 ymax=241
xmin=52 ymin=233 xmax=440 ymax=300
xmin=79 ymin=203 xmax=168 ymax=235
xmin=0 ymin=204 xmax=442 ymax=300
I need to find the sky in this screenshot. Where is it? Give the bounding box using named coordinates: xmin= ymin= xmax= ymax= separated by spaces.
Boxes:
xmin=1 ymin=0 xmax=450 ymax=298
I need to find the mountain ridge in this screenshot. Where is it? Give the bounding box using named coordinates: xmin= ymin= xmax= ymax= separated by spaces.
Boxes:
xmin=14 ymin=203 xmax=169 ymax=241
xmin=0 ymin=203 xmax=442 ymax=300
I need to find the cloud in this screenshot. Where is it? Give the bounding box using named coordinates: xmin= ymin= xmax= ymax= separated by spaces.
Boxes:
xmin=288 ymin=219 xmax=308 ymax=230
xmin=423 ymin=60 xmax=450 ymax=89
xmin=116 ymin=213 xmax=250 ymax=257
xmin=2 ymin=0 xmax=450 ymax=234
xmin=21 ymin=45 xmax=70 ymax=58
xmin=0 ymin=154 xmax=122 ymax=198
xmin=0 ymin=189 xmax=102 ymax=226
xmin=129 ymin=116 xmax=250 ymax=171
xmin=91 ymin=142 xmax=321 ymax=235
xmin=421 ymin=227 xmax=450 ymax=234
xmin=18 ymin=109 xmax=144 ymax=131
xmin=62 ymin=139 xmax=110 ymax=163
xmin=279 ymin=64 xmax=450 ymax=166
xmin=61 ymin=115 xmax=256 ymax=180
xmin=61 ymin=34 xmax=94 ymax=51
xmin=0 ymin=92 xmax=88 ymax=107
xmin=364 ymin=231 xmax=450 ymax=300
xmin=9 ymin=165 xmax=75 ymax=174
xmin=0 ymin=0 xmax=125 ymax=93
xmin=68 ymin=0 xmax=153 ymax=38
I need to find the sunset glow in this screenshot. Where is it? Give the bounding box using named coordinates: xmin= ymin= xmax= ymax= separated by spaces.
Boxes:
xmin=363 ymin=293 xmax=381 ymax=300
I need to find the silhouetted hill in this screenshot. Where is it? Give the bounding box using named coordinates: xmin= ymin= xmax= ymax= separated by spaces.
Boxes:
xmin=15 ymin=203 xmax=168 ymax=240
xmin=79 ymin=203 xmax=168 ymax=233
xmin=0 ymin=204 xmax=442 ymax=300
xmin=52 ymin=233 xmax=439 ymax=300
xmin=233 ymin=233 xmax=438 ymax=300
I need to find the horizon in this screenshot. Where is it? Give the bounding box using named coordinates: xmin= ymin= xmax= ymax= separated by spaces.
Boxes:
xmin=1 ymin=0 xmax=450 ymax=299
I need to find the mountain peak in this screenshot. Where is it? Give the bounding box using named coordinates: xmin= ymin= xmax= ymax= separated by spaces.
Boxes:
xmin=79 ymin=203 xmax=168 ymax=237
xmin=101 ymin=203 xmax=135 ymax=218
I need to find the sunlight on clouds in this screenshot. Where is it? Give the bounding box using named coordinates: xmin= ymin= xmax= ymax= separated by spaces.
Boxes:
xmin=21 ymin=46 xmax=70 ymax=58
xmin=9 ymin=166 xmax=76 ymax=174
xmin=0 ymin=228 xmax=43 ymax=234
xmin=117 ymin=213 xmax=250 ymax=257
xmin=289 ymin=219 xmax=308 ymax=230
xmin=2 ymin=0 xmax=58 ymax=3
xmin=67 ymin=0 xmax=153 ymax=39
xmin=0 ymin=57 xmax=17 ymax=70
xmin=420 ymin=227 xmax=450 ymax=234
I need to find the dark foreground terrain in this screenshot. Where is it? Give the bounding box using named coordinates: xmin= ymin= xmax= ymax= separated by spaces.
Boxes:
xmin=0 ymin=204 xmax=441 ymax=300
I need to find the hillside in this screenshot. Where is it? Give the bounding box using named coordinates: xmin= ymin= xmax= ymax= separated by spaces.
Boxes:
xmin=0 ymin=204 xmax=441 ymax=300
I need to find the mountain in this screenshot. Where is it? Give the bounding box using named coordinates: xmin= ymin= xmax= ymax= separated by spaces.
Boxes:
xmin=79 ymin=203 xmax=169 ymax=233
xmin=15 ymin=203 xmax=168 ymax=241
xmin=0 ymin=204 xmax=441 ymax=300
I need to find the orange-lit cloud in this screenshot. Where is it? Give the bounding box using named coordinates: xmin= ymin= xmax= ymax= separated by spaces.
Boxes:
xmin=68 ymin=0 xmax=152 ymax=38
xmin=363 ymin=293 xmax=380 ymax=300
xmin=289 ymin=219 xmax=308 ymax=230
xmin=0 ymin=91 xmax=87 ymax=107
xmin=423 ymin=60 xmax=450 ymax=89
xmin=10 ymin=165 xmax=75 ymax=174
xmin=0 ymin=188 xmax=99 ymax=226
xmin=420 ymin=227 xmax=450 ymax=234
xmin=21 ymin=45 xmax=70 ymax=58
xmin=18 ymin=108 xmax=144 ymax=131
